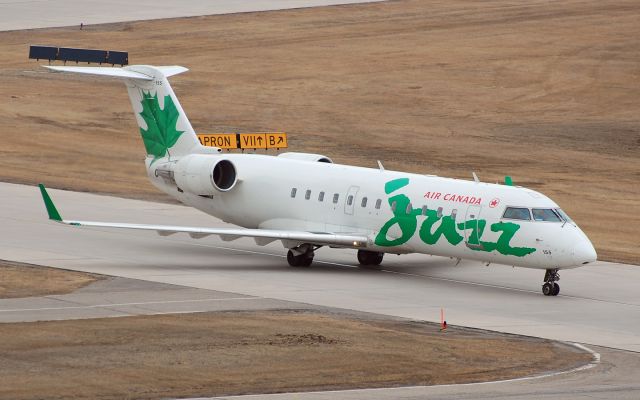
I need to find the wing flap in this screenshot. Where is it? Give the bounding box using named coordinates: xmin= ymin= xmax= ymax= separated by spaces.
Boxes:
xmin=63 ymin=219 xmax=368 ymax=247
xmin=255 ymin=237 xmax=277 ymax=246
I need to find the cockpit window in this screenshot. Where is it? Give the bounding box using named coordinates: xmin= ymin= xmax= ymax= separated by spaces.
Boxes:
xmin=555 ymin=208 xmax=572 ymax=222
xmin=532 ymin=208 xmax=562 ymax=222
xmin=503 ymin=207 xmax=531 ymax=220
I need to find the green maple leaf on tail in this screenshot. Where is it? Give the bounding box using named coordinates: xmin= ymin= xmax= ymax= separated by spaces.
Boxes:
xmin=138 ymin=91 xmax=184 ymax=161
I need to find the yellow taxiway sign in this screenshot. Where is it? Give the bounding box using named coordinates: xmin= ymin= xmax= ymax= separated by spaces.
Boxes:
xmin=198 ymin=132 xmax=288 ymax=150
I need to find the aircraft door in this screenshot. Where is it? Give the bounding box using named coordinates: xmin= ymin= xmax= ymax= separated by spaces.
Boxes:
xmin=344 ymin=185 xmax=359 ymax=215
xmin=464 ymin=205 xmax=484 ymax=250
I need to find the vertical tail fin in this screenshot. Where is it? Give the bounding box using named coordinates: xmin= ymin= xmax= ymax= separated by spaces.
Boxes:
xmin=44 ymin=65 xmax=203 ymax=161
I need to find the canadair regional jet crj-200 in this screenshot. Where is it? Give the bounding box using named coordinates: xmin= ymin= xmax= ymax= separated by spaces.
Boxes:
xmin=37 ymin=64 xmax=597 ymax=296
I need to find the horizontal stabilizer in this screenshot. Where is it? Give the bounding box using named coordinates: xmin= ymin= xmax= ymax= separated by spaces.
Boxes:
xmin=44 ymin=65 xmax=189 ymax=80
xmin=44 ymin=66 xmax=152 ymax=80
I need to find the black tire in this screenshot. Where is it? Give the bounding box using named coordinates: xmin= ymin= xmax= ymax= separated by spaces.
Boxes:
xmin=300 ymin=254 xmax=314 ymax=267
xmin=287 ymin=250 xmax=313 ymax=267
xmin=357 ymin=250 xmax=384 ymax=266
xmin=370 ymin=252 xmax=384 ymax=265
xmin=287 ymin=250 xmax=299 ymax=267
xmin=357 ymin=250 xmax=369 ymax=265
xmin=542 ymin=282 xmax=553 ymax=296
xmin=552 ymin=283 xmax=560 ymax=296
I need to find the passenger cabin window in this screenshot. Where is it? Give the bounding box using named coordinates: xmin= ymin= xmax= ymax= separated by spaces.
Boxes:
xmin=421 ymin=205 xmax=428 ymax=216
xmin=305 ymin=190 xmax=311 ymax=200
xmin=532 ymin=208 xmax=562 ymax=222
xmin=391 ymin=201 xmax=397 ymax=212
xmin=436 ymin=207 xmax=443 ymax=218
xmin=318 ymin=191 xmax=325 ymax=202
xmin=451 ymin=209 xmax=457 ymax=220
xmin=361 ymin=197 xmax=368 ymax=207
xmin=406 ymin=202 xmax=413 ymax=214
xmin=290 ymin=188 xmax=297 ymax=198
xmin=347 ymin=195 xmax=354 ymax=206
xmin=333 ymin=193 xmax=339 ymax=204
xmin=503 ymin=207 xmax=531 ymax=220
xmin=375 ymin=199 xmax=382 ymax=209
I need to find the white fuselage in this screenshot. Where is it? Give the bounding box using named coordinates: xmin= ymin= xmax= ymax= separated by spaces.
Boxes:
xmin=147 ymin=153 xmax=597 ymax=270
xmin=41 ymin=63 xmax=596 ymax=297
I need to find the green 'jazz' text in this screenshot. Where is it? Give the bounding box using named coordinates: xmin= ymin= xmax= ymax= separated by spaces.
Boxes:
xmin=374 ymin=178 xmax=536 ymax=257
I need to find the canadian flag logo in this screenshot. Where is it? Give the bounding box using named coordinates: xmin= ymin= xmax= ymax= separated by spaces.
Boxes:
xmin=489 ymin=198 xmax=500 ymax=208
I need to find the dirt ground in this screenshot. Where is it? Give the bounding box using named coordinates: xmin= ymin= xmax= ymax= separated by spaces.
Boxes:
xmin=0 ymin=310 xmax=591 ymax=399
xmin=0 ymin=0 xmax=638 ymax=263
xmin=0 ymin=260 xmax=100 ymax=298
xmin=0 ymin=263 xmax=592 ymax=398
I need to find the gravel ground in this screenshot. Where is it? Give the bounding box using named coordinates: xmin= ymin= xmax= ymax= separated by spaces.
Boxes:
xmin=0 ymin=260 xmax=101 ymax=298
xmin=0 ymin=309 xmax=591 ymax=399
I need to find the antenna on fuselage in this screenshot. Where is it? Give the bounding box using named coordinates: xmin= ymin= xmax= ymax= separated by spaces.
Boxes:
xmin=472 ymin=172 xmax=480 ymax=183
xmin=505 ymin=176 xmax=513 ymax=186
xmin=377 ymin=160 xmax=385 ymax=172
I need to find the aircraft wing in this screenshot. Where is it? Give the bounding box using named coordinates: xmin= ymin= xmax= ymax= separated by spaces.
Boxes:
xmin=38 ymin=184 xmax=369 ymax=249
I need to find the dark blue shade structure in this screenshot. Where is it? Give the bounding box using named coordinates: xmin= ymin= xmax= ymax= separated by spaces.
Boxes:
xmin=29 ymin=45 xmax=129 ymax=66
xmin=106 ymin=51 xmax=128 ymax=66
xmin=28 ymin=45 xmax=58 ymax=61
xmin=58 ymin=47 xmax=107 ymax=64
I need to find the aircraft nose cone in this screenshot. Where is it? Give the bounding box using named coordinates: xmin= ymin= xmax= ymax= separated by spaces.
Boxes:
xmin=573 ymin=239 xmax=597 ymax=265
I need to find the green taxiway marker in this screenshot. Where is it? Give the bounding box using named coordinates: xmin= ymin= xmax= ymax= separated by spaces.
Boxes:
xmin=38 ymin=183 xmax=62 ymax=221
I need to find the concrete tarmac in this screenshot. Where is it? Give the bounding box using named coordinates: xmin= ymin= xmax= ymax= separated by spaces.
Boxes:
xmin=1 ymin=181 xmax=639 ymax=399
xmin=0 ymin=275 xmax=313 ymax=323
xmin=0 ymin=0 xmax=383 ymax=31
xmin=1 ymin=182 xmax=638 ymax=351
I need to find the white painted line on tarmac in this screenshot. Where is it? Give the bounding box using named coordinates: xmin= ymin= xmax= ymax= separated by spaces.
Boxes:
xmin=168 ymin=238 xmax=640 ymax=306
xmin=0 ymin=296 xmax=263 ymax=313
xmin=201 ymin=343 xmax=601 ymax=399
xmin=572 ymin=342 xmax=601 ymax=365
xmin=160 ymin=237 xmax=545 ymax=295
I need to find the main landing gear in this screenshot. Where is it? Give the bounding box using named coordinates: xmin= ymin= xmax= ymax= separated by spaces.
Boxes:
xmin=286 ymin=244 xmax=317 ymax=267
xmin=542 ymin=268 xmax=560 ymax=296
xmin=357 ymin=250 xmax=384 ymax=267
xmin=287 ymin=247 xmax=385 ymax=268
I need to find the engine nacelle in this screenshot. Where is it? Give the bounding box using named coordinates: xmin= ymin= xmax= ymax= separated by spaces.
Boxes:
xmin=173 ymin=154 xmax=237 ymax=195
xmin=277 ymin=152 xmax=333 ymax=163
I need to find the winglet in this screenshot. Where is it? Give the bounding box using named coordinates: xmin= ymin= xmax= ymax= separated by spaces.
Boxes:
xmin=38 ymin=184 xmax=62 ymax=221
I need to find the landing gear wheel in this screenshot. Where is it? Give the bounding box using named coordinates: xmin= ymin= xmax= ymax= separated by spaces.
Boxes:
xmin=300 ymin=254 xmax=313 ymax=267
xmin=287 ymin=249 xmax=314 ymax=267
xmin=542 ymin=268 xmax=560 ymax=296
xmin=357 ymin=250 xmax=384 ymax=266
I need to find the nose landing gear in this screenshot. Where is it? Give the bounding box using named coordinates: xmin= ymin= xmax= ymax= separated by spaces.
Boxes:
xmin=542 ymin=268 xmax=560 ymax=296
